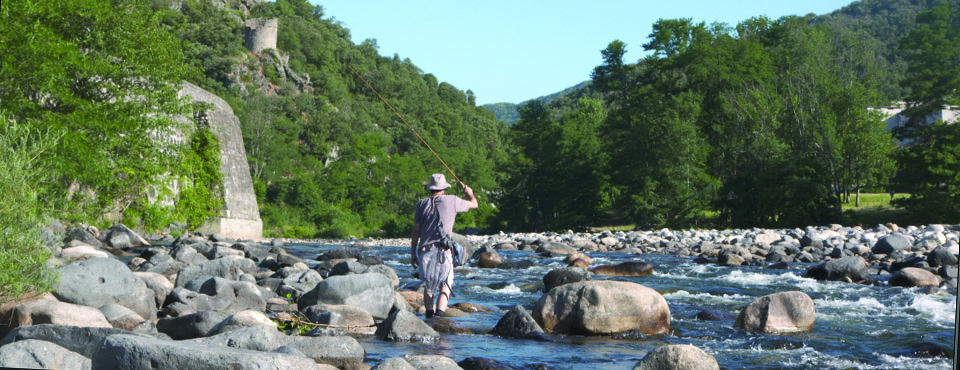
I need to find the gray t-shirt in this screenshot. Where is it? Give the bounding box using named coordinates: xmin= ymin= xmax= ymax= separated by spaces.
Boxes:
xmin=414 ymin=195 xmax=471 ymax=247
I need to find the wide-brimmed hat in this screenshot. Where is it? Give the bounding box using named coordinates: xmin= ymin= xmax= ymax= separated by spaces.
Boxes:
xmin=425 ymin=173 xmax=451 ymax=191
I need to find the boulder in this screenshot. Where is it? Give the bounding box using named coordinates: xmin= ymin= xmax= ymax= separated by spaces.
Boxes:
xmin=64 ymin=227 xmax=104 ymax=249
xmin=330 ymin=260 xmax=369 ymax=276
xmin=9 ymin=300 xmax=112 ymax=330
xmin=181 ymin=276 xmax=267 ymax=313
xmin=734 ymin=291 xmax=815 ymax=333
xmin=373 ymin=357 xmax=418 ymax=370
xmin=889 ymin=267 xmax=942 ymax=288
xmin=0 ymin=339 xmax=91 ymax=370
xmin=457 ymin=357 xmax=512 ymax=370
xmin=589 ymin=261 xmax=653 ymax=277
xmin=99 ymin=303 xmax=146 ymax=330
xmin=174 ymin=257 xmax=257 ymax=287
xmin=156 ymin=311 xmax=229 ymax=340
xmin=451 ymin=302 xmax=492 ymax=313
xmin=406 ymin=355 xmax=463 ymax=370
xmin=490 ymin=305 xmax=544 ymax=338
xmin=542 ymin=267 xmax=591 ymax=292
xmin=298 ymin=273 xmax=394 ymax=320
xmin=59 ymin=244 xmax=110 ymax=261
xmin=367 ymin=264 xmax=401 ymax=289
xmin=927 ymin=246 xmax=959 ymax=267
xmin=102 ymin=224 xmax=150 ymax=250
xmin=303 ymin=304 xmax=375 ymax=327
xmin=190 ymin=325 xmax=288 ymax=352
xmin=430 ymin=317 xmax=473 ymax=334
xmin=276 ymin=269 xmax=324 ymax=300
xmin=533 ymin=280 xmax=670 ymax=335
xmin=91 ymin=334 xmax=319 ymax=370
xmin=872 ymin=235 xmax=912 ymax=255
xmin=54 ymin=257 xmax=157 ymax=320
xmin=318 ymin=247 xmax=362 ymax=261
xmin=286 ymin=335 xmax=365 ymax=367
xmin=536 ymin=242 xmax=577 ymax=255
xmin=208 ymin=310 xmax=275 ymax=335
xmin=1 ymin=324 xmax=150 ymax=358
xmin=375 ymin=309 xmax=440 ymax=342
xmin=563 ymin=253 xmax=592 ymax=265
xmin=496 ymin=260 xmax=537 ymax=270
xmin=477 ymin=250 xmax=503 ymax=268
xmin=804 ymin=256 xmax=874 ymax=284
xmin=633 ymin=344 xmax=719 ymax=370
xmin=134 ymin=271 xmax=174 ymax=308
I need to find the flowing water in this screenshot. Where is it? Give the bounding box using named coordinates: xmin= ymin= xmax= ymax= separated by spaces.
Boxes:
xmin=285 ymin=243 xmax=956 ymax=370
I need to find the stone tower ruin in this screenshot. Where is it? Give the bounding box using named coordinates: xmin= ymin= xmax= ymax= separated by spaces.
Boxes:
xmin=244 ymin=18 xmax=278 ymax=53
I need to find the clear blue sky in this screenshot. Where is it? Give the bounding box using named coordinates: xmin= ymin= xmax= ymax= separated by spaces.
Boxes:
xmin=314 ymin=1 xmax=856 ymax=105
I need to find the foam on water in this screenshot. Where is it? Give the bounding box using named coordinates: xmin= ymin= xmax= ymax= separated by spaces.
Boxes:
xmin=907 ymin=294 xmax=957 ymax=326
xmin=663 ymin=290 xmax=752 ymax=305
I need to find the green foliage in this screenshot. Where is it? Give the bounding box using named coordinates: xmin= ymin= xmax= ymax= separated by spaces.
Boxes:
xmin=893 ymin=121 xmax=960 ymax=223
xmin=0 ymin=0 xmax=193 ymax=224
xmin=0 ymin=115 xmax=60 ymax=298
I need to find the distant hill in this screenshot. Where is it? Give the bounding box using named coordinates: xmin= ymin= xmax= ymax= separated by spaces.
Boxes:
xmin=482 ymin=81 xmax=592 ymax=125
xmin=813 ymin=0 xmax=960 ymax=101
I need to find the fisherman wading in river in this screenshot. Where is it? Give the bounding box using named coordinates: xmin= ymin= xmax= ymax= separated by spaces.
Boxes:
xmin=410 ymin=174 xmax=478 ymax=318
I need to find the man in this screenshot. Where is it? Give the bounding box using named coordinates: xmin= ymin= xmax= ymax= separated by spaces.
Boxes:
xmin=410 ymin=173 xmax=478 ymax=318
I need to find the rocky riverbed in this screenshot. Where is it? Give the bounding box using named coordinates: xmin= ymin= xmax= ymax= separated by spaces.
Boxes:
xmin=0 ymin=223 xmax=955 ymax=370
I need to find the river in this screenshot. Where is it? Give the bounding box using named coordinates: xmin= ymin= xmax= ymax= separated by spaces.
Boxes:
xmin=285 ymin=243 xmax=955 ymax=370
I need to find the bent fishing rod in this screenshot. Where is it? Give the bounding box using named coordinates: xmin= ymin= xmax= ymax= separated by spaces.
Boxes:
xmin=348 ymin=65 xmax=464 ymax=186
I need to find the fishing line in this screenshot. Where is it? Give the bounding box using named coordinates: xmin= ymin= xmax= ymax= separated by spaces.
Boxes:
xmin=349 ymin=65 xmax=463 ymax=186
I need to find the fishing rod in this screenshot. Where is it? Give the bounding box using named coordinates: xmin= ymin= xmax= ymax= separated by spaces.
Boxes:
xmin=348 ymin=65 xmax=464 ymax=186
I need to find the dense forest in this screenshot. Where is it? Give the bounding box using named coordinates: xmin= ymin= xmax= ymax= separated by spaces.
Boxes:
xmin=1 ymin=0 xmax=958 ymax=249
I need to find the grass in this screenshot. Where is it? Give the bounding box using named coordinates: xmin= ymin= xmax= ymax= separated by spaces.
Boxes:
xmin=841 ymin=193 xmax=915 ymax=227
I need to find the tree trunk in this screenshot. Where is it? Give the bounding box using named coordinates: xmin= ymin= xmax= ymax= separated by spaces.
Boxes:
xmin=855 ymin=187 xmax=861 ymax=207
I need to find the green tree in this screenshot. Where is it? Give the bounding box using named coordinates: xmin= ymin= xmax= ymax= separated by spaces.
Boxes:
xmin=899 ymin=1 xmax=960 ymax=121
xmin=0 ymin=0 xmax=197 ymax=224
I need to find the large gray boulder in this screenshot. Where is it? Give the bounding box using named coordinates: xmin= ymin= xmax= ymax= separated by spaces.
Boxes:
xmin=0 ymin=339 xmax=91 ymax=370
xmin=375 ymin=309 xmax=440 ymax=342
xmin=286 ymin=335 xmax=365 ymax=367
xmin=54 ymin=257 xmax=157 ymax=320
xmin=927 ymin=246 xmax=959 ymax=267
xmin=735 ymin=291 xmax=816 ymax=333
xmin=174 ymin=257 xmax=257 ymax=287
xmin=1 ymin=325 xmax=152 ymax=358
xmin=91 ymin=334 xmax=318 ymax=370
xmin=633 ymin=344 xmax=719 ymax=370
xmin=533 ymin=280 xmax=670 ymax=336
xmin=490 ymin=305 xmax=544 ymax=339
xmin=298 ymin=273 xmax=394 ymax=320
xmin=805 ymin=256 xmax=874 ymax=284
xmin=9 ymin=300 xmax=112 ymax=330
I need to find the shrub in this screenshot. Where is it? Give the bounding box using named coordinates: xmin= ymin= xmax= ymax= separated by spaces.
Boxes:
xmin=0 ymin=115 xmax=61 ymax=299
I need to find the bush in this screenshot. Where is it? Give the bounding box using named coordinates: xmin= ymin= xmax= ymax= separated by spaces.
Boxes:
xmin=0 ymin=115 xmax=61 ymax=299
